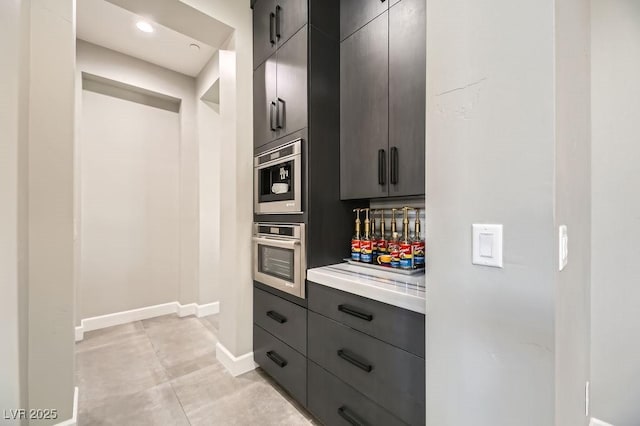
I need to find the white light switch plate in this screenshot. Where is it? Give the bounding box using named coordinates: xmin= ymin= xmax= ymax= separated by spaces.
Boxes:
xmin=472 ymin=224 xmax=503 ymax=268
xmin=559 ymin=225 xmax=568 ymax=271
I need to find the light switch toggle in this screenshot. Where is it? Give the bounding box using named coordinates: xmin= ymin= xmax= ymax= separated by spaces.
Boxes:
xmin=472 ymin=224 xmax=503 ymax=268
xmin=479 ymin=233 xmax=493 ymax=257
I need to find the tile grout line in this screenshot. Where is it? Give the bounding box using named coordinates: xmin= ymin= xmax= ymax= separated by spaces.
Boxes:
xmin=140 ymin=318 xmax=193 ymax=426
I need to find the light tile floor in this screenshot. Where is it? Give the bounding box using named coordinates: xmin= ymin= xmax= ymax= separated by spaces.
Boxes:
xmin=75 ymin=314 xmax=315 ymax=425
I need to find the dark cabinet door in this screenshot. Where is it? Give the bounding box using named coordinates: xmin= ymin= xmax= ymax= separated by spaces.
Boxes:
xmin=254 ymin=53 xmax=278 ymax=149
xmin=275 ymin=25 xmax=308 ymax=139
xmin=274 ymin=0 xmax=307 ymax=48
xmin=389 ymin=0 xmax=426 ymax=197
xmin=340 ymin=0 xmax=388 ymax=41
xmin=340 ymin=13 xmax=389 ymax=200
xmin=253 ymin=0 xmax=277 ymax=69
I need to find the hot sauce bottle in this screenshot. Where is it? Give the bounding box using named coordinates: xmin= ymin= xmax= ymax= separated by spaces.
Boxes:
xmin=389 ymin=208 xmax=401 ymax=268
xmin=376 ymin=209 xmax=390 ymax=267
xmin=360 ymin=209 xmax=373 ymax=264
xmin=351 ymin=209 xmax=362 ymax=262
xmin=412 ymin=208 xmax=426 ymax=269
xmin=399 ymin=207 xmax=414 ymax=270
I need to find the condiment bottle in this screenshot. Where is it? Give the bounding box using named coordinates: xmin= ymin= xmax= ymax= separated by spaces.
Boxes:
xmin=389 ymin=208 xmax=401 ymax=268
xmin=370 ymin=209 xmax=379 ymax=263
xmin=399 ymin=207 xmax=414 ymax=270
xmin=360 ymin=209 xmax=373 ymax=263
xmin=412 ymin=208 xmax=425 ymax=269
xmin=351 ymin=209 xmax=362 ymax=262
xmin=377 ymin=210 xmax=390 ymax=266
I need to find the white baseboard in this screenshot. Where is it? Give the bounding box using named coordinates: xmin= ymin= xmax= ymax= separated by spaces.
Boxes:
xmin=216 ymin=342 xmax=257 ymax=377
xmin=75 ymin=301 xmax=220 ymax=342
xmin=197 ymin=301 xmax=220 ymax=317
xmin=590 ymin=418 xmax=614 ymax=426
xmin=54 ymin=386 xmax=78 ymax=426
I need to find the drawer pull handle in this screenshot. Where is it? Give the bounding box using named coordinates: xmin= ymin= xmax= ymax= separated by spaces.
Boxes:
xmin=338 ymin=304 xmax=373 ymax=321
xmin=338 ymin=406 xmax=368 ymax=426
xmin=266 ymin=310 xmax=287 ymax=324
xmin=337 ymin=349 xmax=373 ymax=373
xmin=266 ymin=350 xmax=287 ymax=368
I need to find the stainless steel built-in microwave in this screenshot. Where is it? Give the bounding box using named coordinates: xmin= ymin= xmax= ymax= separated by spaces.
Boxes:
xmin=254 ymin=139 xmax=302 ymax=215
xmin=252 ymin=223 xmax=306 ymax=299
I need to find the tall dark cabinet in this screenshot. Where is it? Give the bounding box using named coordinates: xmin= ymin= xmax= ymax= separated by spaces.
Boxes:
xmin=251 ymin=0 xmax=355 ymax=410
xmin=340 ymin=0 xmax=426 ymax=200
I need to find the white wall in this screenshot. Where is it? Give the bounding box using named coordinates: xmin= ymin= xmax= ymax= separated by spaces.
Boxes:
xmin=591 ymin=1 xmax=640 ymax=424
xmin=75 ymin=41 xmax=201 ymax=322
xmin=196 ymin=52 xmax=222 ymax=304
xmin=28 ymin=0 xmax=76 ymax=422
xmin=78 ymin=89 xmax=181 ymax=319
xmin=182 ymin=0 xmax=254 ymax=359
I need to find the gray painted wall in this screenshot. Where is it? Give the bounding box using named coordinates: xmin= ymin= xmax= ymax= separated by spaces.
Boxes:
xmin=79 ymin=89 xmax=181 ymax=320
xmin=591 ymin=1 xmax=640 ymax=424
xmin=28 ymin=0 xmax=76 ymax=423
xmin=426 ymin=1 xmax=556 ymax=424
xmin=426 ymin=1 xmax=592 ymax=424
xmin=0 ymin=0 xmax=29 ymax=419
xmin=554 ymin=0 xmax=591 ymax=425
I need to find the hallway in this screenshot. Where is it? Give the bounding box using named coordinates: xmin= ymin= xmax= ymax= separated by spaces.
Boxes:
xmin=75 ymin=314 xmax=314 ymax=425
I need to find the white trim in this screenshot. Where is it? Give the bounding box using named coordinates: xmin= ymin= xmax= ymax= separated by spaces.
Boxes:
xmin=55 ymin=386 xmax=78 ymax=426
xmin=216 ymin=342 xmax=257 ymax=377
xmin=197 ymin=301 xmax=220 ymax=317
xmin=75 ymin=301 xmax=220 ymax=341
xmin=177 ymin=303 xmax=198 ymax=318
xmin=590 ymin=418 xmax=614 ymax=426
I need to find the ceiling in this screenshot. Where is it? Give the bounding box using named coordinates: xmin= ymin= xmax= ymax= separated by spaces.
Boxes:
xmin=76 ymin=0 xmax=233 ymax=77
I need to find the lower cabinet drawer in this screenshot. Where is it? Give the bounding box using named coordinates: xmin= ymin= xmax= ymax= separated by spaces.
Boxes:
xmin=254 ymin=287 xmax=307 ymax=355
xmin=253 ymin=325 xmax=307 ymax=406
xmin=308 ymin=361 xmax=406 ymax=426
xmin=308 ymin=311 xmax=425 ymax=425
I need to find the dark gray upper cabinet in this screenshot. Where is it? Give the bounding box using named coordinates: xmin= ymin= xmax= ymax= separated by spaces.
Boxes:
xmin=276 ymin=27 xmax=308 ymax=139
xmin=340 ymin=0 xmax=388 ymax=41
xmin=340 ymin=0 xmax=425 ymax=200
xmin=253 ymin=0 xmax=277 ymax=69
xmin=389 ymin=0 xmax=426 ymax=197
xmin=254 ymin=0 xmax=307 ymax=70
xmin=253 ymin=54 xmax=278 ymax=148
xmin=254 ymin=28 xmax=307 ymax=149
xmin=274 ymin=0 xmax=307 ymax=48
xmin=340 ymin=12 xmax=389 ymax=200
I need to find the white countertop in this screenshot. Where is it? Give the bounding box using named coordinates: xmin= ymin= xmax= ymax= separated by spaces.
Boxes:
xmin=306 ymin=263 xmax=426 ymax=314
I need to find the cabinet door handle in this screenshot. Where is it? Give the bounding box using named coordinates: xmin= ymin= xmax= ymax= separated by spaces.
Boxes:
xmin=266 ymin=310 xmax=287 ymax=324
xmin=337 ymin=349 xmax=373 ymax=373
xmin=338 ymin=406 xmax=368 ymax=426
xmin=377 ymin=149 xmax=386 ymax=185
xmin=269 ymin=12 xmax=276 ymax=45
xmin=390 ymin=146 xmax=399 ymax=185
xmin=276 ymin=98 xmax=285 ymax=129
xmin=270 ymin=101 xmax=277 ymax=131
xmin=275 ymin=5 xmax=281 ymax=40
xmin=266 ymin=350 xmax=287 ymax=368
xmin=338 ymin=304 xmax=373 ymax=321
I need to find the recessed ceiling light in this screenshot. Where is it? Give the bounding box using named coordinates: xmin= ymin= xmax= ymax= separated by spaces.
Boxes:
xmin=190 ymin=43 xmax=200 ymax=51
xmin=136 ymin=21 xmax=154 ymax=33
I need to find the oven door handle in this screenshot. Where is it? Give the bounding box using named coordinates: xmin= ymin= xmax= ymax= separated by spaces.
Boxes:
xmin=252 ymin=236 xmax=300 ymax=249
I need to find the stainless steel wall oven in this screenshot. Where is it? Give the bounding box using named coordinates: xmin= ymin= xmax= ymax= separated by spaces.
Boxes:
xmin=252 ymin=223 xmax=306 ymax=298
